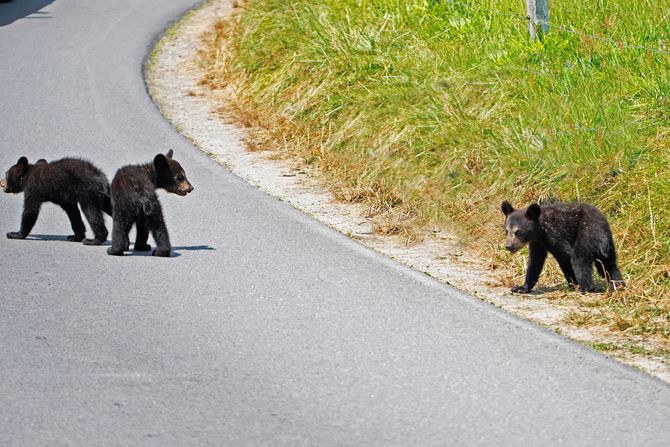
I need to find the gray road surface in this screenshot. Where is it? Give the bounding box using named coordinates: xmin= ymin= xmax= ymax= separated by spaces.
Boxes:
xmin=1 ymin=1 xmax=669 ymax=445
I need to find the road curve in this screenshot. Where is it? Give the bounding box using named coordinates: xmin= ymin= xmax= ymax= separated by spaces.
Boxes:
xmin=1 ymin=1 xmax=669 ymax=445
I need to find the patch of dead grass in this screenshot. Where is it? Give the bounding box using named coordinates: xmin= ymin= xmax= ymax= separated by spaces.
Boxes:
xmin=196 ymin=1 xmax=670 ymax=355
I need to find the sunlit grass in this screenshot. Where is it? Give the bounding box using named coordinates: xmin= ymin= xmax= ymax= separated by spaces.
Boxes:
xmin=200 ymin=0 xmax=670 ymax=342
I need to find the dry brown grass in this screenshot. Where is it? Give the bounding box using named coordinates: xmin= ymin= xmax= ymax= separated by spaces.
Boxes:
xmin=199 ymin=14 xmax=416 ymax=238
xmin=196 ymin=1 xmax=670 ymax=355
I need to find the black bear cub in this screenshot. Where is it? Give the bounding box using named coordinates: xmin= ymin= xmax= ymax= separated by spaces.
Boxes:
xmin=1 ymin=157 xmax=112 ymax=244
xmin=107 ymin=150 xmax=193 ymax=257
xmin=501 ymin=201 xmax=624 ymax=293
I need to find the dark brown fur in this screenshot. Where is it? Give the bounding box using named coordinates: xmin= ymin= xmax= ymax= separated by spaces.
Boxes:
xmin=501 ymin=201 xmax=624 ymax=293
xmin=107 ymin=150 xmax=193 ymax=257
xmin=1 ymin=157 xmax=111 ymax=244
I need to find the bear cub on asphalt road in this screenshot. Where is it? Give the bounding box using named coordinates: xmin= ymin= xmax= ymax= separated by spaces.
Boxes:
xmin=107 ymin=150 xmax=193 ymax=257
xmin=501 ymin=201 xmax=624 ymax=293
xmin=1 ymin=157 xmax=112 ymax=244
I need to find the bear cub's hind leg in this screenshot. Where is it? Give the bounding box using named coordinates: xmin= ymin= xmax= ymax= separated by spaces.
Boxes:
xmin=572 ymin=254 xmax=597 ymax=293
xmin=596 ymin=256 xmax=625 ymax=290
xmin=148 ymin=207 xmax=171 ymax=257
xmin=81 ymin=203 xmax=108 ymax=245
xmin=107 ymin=213 xmax=133 ymax=256
xmin=133 ymin=218 xmax=152 ymax=252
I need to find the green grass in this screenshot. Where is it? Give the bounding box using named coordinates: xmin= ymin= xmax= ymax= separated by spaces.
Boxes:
xmin=591 ymin=342 xmax=617 ymax=352
xmin=201 ymin=0 xmax=670 ymax=339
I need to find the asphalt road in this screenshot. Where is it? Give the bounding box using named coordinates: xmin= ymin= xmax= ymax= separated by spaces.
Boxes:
xmin=1 ymin=1 xmax=669 ymax=445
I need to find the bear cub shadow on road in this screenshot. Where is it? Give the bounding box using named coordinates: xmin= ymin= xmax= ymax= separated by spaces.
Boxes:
xmin=7 ymin=236 xmax=215 ymax=255
xmin=0 ymin=0 xmax=55 ymax=28
xmin=115 ymin=245 xmax=216 ymax=258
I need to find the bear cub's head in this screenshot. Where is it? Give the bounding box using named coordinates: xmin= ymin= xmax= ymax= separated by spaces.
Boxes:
xmin=1 ymin=156 xmax=33 ymax=194
xmin=153 ymin=149 xmax=194 ymax=196
xmin=501 ymin=201 xmax=543 ymax=253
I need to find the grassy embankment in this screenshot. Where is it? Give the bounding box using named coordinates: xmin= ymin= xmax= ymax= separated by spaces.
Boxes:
xmin=200 ymin=0 xmax=670 ymax=345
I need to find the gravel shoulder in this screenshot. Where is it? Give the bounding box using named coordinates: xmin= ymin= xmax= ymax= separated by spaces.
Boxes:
xmin=146 ymin=0 xmax=670 ymax=383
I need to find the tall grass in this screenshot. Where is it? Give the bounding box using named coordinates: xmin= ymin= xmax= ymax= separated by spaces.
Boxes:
xmin=201 ymin=0 xmax=670 ymax=340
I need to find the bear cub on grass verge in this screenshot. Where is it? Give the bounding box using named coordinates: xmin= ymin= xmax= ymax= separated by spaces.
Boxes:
xmin=107 ymin=150 xmax=193 ymax=257
xmin=501 ymin=201 xmax=624 ymax=293
xmin=1 ymin=157 xmax=112 ymax=244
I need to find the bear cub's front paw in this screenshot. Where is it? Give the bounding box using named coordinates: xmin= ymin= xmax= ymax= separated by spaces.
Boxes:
xmin=107 ymin=247 xmax=125 ymax=256
xmin=152 ymin=247 xmax=171 ymax=257
xmin=83 ymin=238 xmax=106 ymax=246
xmin=511 ymin=284 xmax=532 ymax=294
xmin=6 ymin=231 xmax=26 ymax=239
xmin=66 ymin=234 xmax=85 ymax=242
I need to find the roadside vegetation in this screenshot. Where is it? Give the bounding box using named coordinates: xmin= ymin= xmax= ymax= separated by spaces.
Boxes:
xmin=200 ymin=0 xmax=670 ymax=347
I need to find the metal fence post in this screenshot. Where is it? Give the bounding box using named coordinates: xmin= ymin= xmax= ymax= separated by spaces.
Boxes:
xmin=527 ymin=0 xmax=550 ymax=39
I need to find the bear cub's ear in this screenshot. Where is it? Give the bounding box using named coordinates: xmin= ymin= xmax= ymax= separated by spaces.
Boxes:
xmin=16 ymin=156 xmax=29 ymax=173
xmin=154 ymin=153 xmax=169 ymax=171
xmin=165 ymin=149 xmax=174 ymax=159
xmin=501 ymin=201 xmax=514 ymax=216
xmin=525 ymin=203 xmax=541 ymax=220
